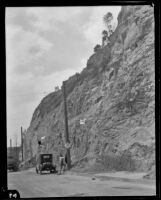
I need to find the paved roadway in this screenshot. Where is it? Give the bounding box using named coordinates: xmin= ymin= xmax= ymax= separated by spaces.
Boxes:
xmin=8 ymin=169 xmax=156 ymax=198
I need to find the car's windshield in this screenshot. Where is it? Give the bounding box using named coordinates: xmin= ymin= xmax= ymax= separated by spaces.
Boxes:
xmin=41 ymin=155 xmax=52 ymax=163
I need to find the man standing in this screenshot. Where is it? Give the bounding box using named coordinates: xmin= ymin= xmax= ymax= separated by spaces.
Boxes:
xmin=59 ymin=153 xmax=66 ymax=175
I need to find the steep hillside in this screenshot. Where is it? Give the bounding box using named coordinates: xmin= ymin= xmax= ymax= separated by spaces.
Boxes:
xmin=24 ymin=5 xmax=155 ymax=175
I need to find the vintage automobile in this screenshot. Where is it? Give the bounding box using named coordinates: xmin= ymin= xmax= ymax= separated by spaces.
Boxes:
xmin=36 ymin=154 xmax=57 ymax=174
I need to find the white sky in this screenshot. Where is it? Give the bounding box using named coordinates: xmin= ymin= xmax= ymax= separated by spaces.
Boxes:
xmin=6 ymin=6 xmax=121 ymax=147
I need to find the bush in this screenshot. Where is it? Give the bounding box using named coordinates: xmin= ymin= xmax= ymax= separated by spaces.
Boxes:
xmin=94 ymin=44 xmax=101 ymax=53
xmin=55 ymin=86 xmax=59 ymax=91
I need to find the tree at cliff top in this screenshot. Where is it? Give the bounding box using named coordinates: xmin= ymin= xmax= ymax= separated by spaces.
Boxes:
xmin=102 ymin=30 xmax=108 ymax=38
xmin=101 ymin=30 xmax=108 ymax=47
xmin=103 ymin=12 xmax=114 ymax=36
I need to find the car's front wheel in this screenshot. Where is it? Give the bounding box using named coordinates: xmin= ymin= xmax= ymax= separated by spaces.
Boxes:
xmin=36 ymin=166 xmax=38 ymax=174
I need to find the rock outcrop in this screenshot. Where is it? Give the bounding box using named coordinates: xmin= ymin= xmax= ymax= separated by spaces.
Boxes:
xmin=24 ymin=5 xmax=155 ymax=174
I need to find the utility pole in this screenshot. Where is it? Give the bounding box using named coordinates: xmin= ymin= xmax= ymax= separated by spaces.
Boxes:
xmin=15 ymin=135 xmax=18 ymax=163
xmin=62 ymin=81 xmax=71 ymax=170
xmin=15 ymin=136 xmax=17 ymax=148
xmin=21 ymin=126 xmax=23 ymax=162
xmin=10 ymin=139 xmax=12 ymax=148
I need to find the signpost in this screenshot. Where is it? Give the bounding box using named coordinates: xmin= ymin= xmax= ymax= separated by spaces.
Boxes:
xmin=64 ymin=142 xmax=71 ymax=149
xmin=80 ymin=118 xmax=86 ymax=125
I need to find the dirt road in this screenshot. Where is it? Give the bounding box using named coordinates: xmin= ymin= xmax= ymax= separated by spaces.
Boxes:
xmin=8 ymin=169 xmax=156 ymax=198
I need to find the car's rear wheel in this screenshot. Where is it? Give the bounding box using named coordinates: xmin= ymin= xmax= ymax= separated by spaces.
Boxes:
xmin=50 ymin=169 xmax=54 ymax=173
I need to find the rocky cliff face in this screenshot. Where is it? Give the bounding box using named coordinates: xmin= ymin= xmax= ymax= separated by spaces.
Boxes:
xmin=24 ymin=5 xmax=155 ymax=174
